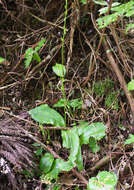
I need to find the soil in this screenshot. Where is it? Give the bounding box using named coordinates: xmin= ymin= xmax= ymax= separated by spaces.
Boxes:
xmin=0 ymin=0 xmax=134 ymax=189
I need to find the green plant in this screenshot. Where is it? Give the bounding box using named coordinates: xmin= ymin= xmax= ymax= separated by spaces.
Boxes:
xmin=127 ymin=79 xmax=134 ymax=91
xmin=52 ymin=63 xmax=68 ymax=123
xmin=29 ymin=104 xmax=107 ymax=185
xmin=125 ymin=134 xmax=134 ymax=147
xmin=96 ymin=0 xmax=134 ymax=31
xmin=32 ymin=143 xmax=44 ymax=157
xmin=105 ymin=92 xmax=119 ymax=111
xmin=94 ymin=79 xmax=114 ymax=97
xmin=24 ymin=37 xmax=46 ymax=68
xmin=87 ymin=171 xmax=118 ymax=190
xmin=80 ymin=0 xmax=134 ymax=32
xmin=94 ymin=79 xmax=119 ymax=110
xmin=54 ymin=98 xmax=83 ymax=113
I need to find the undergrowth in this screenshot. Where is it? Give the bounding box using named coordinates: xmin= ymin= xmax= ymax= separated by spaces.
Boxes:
xmin=0 ymin=0 xmax=134 ymax=189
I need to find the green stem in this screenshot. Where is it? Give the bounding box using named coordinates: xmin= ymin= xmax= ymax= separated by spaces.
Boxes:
xmin=61 ymin=0 xmax=68 ymax=124
xmin=61 ymin=0 xmax=68 ymax=66
xmin=61 ymin=77 xmax=67 ymax=124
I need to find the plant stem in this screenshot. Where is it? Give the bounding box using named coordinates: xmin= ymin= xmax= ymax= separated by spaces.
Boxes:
xmin=61 ymin=0 xmax=68 ymax=66
xmin=61 ymin=0 xmax=68 ymax=124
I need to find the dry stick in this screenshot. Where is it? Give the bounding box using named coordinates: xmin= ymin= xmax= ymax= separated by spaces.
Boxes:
xmin=22 ymin=129 xmax=88 ymax=185
xmin=110 ymin=27 xmax=131 ymax=74
xmin=103 ymin=37 xmax=134 ymax=118
xmin=90 ymin=155 xmax=116 ymax=172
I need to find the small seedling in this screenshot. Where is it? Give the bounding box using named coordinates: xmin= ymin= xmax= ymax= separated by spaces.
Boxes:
xmin=24 ymin=37 xmax=46 ymax=68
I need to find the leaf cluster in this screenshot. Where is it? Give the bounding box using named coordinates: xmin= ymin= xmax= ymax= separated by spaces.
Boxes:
xmin=96 ymin=1 xmax=134 ymax=30
xmin=24 ymin=37 xmax=46 ymax=68
xmin=29 ymin=104 xmax=107 ymax=183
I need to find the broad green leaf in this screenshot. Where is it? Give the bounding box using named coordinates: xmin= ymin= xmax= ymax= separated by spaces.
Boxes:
xmin=0 ymin=57 xmax=5 ymax=63
xmin=24 ymin=48 xmax=34 ymax=68
xmin=78 ymin=122 xmax=107 ymax=145
xmin=45 ymin=159 xmax=74 ymax=180
xmin=62 ymin=129 xmax=80 ymax=162
xmin=87 ymin=171 xmax=118 ymax=190
xmin=58 ymin=159 xmax=74 ymax=171
xmin=45 ymin=159 xmax=61 ymax=180
xmin=75 ymin=146 xmax=83 ymax=171
xmin=40 ymin=153 xmax=54 ymax=173
xmin=29 ymin=104 xmax=65 ymax=127
xmin=127 ymin=79 xmax=134 ymax=91
xmin=125 ymin=134 xmax=134 ymax=145
xmin=61 ymin=130 xmax=71 ymax=149
xmin=62 ymin=128 xmax=83 ymax=170
xmin=52 ymin=63 xmax=66 ymax=77
xmin=89 ymin=137 xmax=100 ymax=153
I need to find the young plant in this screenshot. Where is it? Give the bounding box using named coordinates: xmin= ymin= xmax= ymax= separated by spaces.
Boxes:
xmin=52 ymin=63 xmax=67 ymax=122
xmin=24 ymin=37 xmax=46 ymax=68
xmin=87 ymin=171 xmax=118 ymax=190
xmin=81 ymin=0 xmax=134 ymax=32
xmin=96 ymin=0 xmax=134 ymax=31
xmin=29 ymin=104 xmax=107 ymax=185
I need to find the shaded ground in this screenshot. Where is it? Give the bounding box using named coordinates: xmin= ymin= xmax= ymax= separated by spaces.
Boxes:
xmin=0 ymin=0 xmax=134 ymax=189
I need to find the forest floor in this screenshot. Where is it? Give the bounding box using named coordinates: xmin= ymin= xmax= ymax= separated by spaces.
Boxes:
xmin=0 ymin=0 xmax=134 ymax=190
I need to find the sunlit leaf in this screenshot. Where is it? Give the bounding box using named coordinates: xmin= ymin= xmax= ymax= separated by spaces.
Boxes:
xmin=125 ymin=134 xmax=134 ymax=145
xmin=62 ymin=129 xmax=80 ymax=162
xmin=35 ymin=37 xmax=46 ymax=52
xmin=24 ymin=48 xmax=34 ymax=68
xmin=75 ymin=146 xmax=83 ymax=171
xmin=78 ymin=122 xmax=107 ymax=145
xmin=29 ymin=104 xmax=65 ymax=127
xmin=52 ymin=63 xmax=66 ymax=77
xmin=127 ymin=79 xmax=134 ymax=91
xmin=0 ymin=57 xmax=5 ymax=63
xmin=53 ymin=98 xmax=68 ymax=108
xmin=87 ymin=171 xmax=118 ymax=190
xmin=40 ymin=153 xmax=54 ymax=173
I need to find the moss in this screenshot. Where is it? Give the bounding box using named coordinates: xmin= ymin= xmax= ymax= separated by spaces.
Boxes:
xmin=94 ymin=79 xmax=119 ymax=111
xmin=105 ymin=92 xmax=119 ymax=111
xmin=94 ymin=79 xmax=114 ymax=97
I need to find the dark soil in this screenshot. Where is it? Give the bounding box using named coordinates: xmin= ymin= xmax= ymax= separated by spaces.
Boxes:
xmin=0 ymin=0 xmax=134 ymax=189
